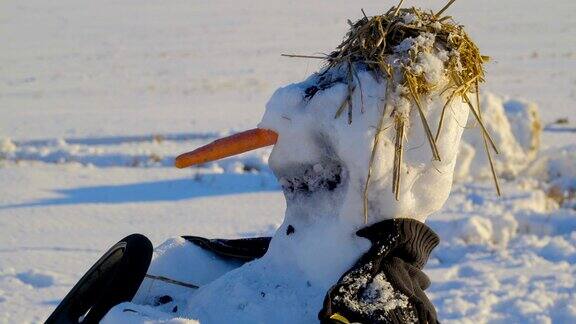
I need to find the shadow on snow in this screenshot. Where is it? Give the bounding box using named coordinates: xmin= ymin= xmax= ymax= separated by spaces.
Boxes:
xmin=13 ymin=132 xmax=220 ymax=147
xmin=0 ymin=173 xmax=280 ymax=209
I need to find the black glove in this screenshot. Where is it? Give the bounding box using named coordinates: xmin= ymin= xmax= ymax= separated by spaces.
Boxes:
xmin=319 ymin=218 xmax=440 ymax=324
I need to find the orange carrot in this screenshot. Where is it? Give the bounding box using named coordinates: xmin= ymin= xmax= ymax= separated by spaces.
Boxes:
xmin=175 ymin=128 xmax=278 ymax=168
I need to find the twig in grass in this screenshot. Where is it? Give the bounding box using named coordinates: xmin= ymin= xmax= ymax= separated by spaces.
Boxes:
xmin=281 ymin=54 xmax=326 ymax=59
xmin=462 ymin=92 xmax=499 ymax=154
xmin=405 ymin=72 xmax=442 ymax=161
xmin=392 ymin=114 xmax=406 ymax=201
xmin=475 ymin=81 xmax=502 ymax=196
xmin=435 ymin=0 xmax=457 ymax=19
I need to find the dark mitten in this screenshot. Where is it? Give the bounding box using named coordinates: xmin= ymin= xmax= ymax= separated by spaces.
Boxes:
xmin=319 ymin=218 xmax=440 ymax=324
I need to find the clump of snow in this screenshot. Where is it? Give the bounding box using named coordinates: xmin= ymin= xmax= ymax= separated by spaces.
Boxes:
xmin=455 ymin=93 xmax=542 ymax=180
xmin=504 ymin=99 xmax=541 ymax=155
xmin=330 ymin=271 xmax=412 ymax=321
xmin=393 ymin=32 xmax=447 ymax=87
xmin=456 ymin=216 xmax=494 ymax=245
xmin=402 ymin=13 xmax=417 ymax=24
xmin=454 ymin=141 xmax=475 ymax=180
xmin=361 ymin=273 xmax=410 ymax=313
xmin=453 ymin=213 xmax=518 ymax=247
xmin=513 ymin=189 xmax=558 ymax=213
xmin=416 ymin=51 xmax=446 ymax=85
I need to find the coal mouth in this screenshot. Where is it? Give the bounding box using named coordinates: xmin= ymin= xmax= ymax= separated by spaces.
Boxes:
xmin=279 ymin=160 xmax=344 ymax=197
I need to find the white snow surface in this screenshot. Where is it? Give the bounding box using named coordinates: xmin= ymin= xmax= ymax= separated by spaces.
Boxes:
xmin=1 ymin=0 xmax=576 ymax=323
xmin=456 ymin=93 xmax=542 ymax=181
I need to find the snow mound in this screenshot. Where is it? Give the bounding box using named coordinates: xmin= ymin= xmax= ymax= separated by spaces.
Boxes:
xmin=455 ymin=93 xmax=542 ymax=181
xmin=453 ymin=213 xmax=518 ymax=247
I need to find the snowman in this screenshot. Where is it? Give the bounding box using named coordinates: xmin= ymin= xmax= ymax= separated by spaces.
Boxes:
xmin=62 ymin=5 xmax=493 ymax=324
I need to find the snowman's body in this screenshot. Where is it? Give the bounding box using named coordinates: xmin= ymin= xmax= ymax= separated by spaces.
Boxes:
xmin=103 ymin=64 xmax=469 ymax=323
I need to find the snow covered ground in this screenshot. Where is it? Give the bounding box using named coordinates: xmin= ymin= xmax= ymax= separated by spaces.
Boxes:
xmin=1 ymin=0 xmax=575 ymax=322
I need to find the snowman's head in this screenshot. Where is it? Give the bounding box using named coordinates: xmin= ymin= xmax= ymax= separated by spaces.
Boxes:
xmin=175 ymin=9 xmax=488 ymax=228
xmin=176 ymin=64 xmax=468 ymax=228
xmin=259 ymin=64 xmax=469 ymax=227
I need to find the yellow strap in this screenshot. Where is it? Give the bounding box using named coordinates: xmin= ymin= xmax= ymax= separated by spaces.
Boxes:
xmin=329 ymin=313 xmax=351 ymax=324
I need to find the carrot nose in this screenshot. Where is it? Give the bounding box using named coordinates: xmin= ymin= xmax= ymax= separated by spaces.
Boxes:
xmin=175 ymin=128 xmax=278 ymax=168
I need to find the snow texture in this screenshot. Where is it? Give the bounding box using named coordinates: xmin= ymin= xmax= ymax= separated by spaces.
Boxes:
xmin=362 ymin=273 xmax=410 ymax=314
xmin=456 ymin=93 xmax=542 ymax=181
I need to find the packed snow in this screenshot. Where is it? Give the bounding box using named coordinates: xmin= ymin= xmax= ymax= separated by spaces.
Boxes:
xmin=1 ymin=0 xmax=575 ymax=323
xmin=361 ymin=273 xmax=410 ymax=314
